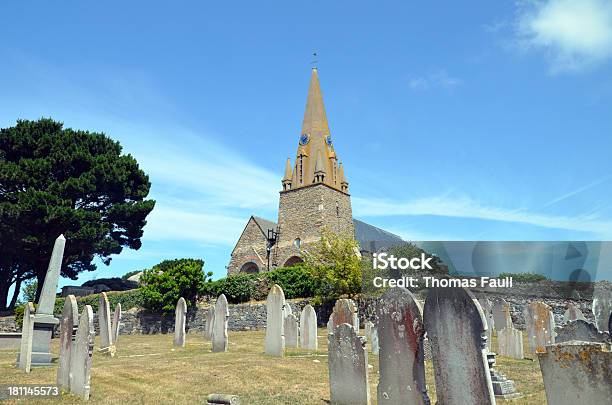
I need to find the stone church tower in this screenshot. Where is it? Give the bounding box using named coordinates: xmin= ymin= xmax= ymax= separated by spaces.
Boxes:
xmin=228 ymin=68 xmax=368 ymax=275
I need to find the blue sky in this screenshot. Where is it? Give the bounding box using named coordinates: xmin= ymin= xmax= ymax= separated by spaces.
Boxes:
xmin=1 ymin=1 xmax=612 ymax=286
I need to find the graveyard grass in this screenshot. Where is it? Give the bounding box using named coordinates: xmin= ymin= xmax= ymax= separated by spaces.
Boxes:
xmin=0 ymin=330 xmax=546 ymax=404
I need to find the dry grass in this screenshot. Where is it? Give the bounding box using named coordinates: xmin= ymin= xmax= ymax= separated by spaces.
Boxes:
xmin=0 ymin=330 xmax=547 ymax=404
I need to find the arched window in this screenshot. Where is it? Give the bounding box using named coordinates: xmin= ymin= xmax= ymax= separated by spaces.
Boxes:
xmin=284 ymin=256 xmax=303 ymax=267
xmin=240 ymin=262 xmax=260 ymax=274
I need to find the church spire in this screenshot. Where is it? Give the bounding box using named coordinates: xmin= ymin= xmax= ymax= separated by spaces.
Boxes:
xmin=282 ymin=68 xmax=348 ymax=193
xmin=282 ymin=158 xmax=293 ymax=190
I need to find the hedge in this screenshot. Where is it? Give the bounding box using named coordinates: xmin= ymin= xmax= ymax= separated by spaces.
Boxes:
xmin=52 ymin=289 xmax=144 ymax=317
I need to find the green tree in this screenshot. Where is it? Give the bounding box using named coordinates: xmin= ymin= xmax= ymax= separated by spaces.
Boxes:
xmin=20 ymin=280 xmax=38 ymax=304
xmin=0 ymin=118 xmax=155 ymax=312
xmin=140 ymin=259 xmax=212 ymax=313
xmin=303 ymin=228 xmax=362 ymax=299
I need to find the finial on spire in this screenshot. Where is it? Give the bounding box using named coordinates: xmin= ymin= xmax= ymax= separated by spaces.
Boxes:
xmin=311 ymin=51 xmax=318 ymax=68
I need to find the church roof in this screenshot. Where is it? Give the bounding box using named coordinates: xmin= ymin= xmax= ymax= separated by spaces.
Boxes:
xmin=353 ymin=218 xmax=404 ymax=252
xmin=252 ymin=216 xmax=277 ymax=236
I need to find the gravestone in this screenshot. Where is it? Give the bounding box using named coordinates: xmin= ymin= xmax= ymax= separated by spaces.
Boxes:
xmin=204 ymin=306 xmax=214 ymax=340
xmin=57 ymin=295 xmax=78 ymax=389
xmin=328 ymin=323 xmax=370 ymax=405
xmin=371 ymin=326 xmax=379 ymax=356
xmin=284 ymin=314 xmax=299 ymax=348
xmin=375 ymin=287 xmax=429 ymax=405
xmin=98 ymin=292 xmax=115 ymax=356
xmin=478 ymin=297 xmax=494 ymax=350
xmin=538 ymin=341 xmax=611 ymax=405
xmin=364 ymin=320 xmax=373 ymax=342
xmin=497 ymin=326 xmax=524 ymax=359
xmin=299 ymin=304 xmax=318 ymax=351
xmin=492 ymin=299 xmax=509 ymax=331
xmin=31 ymin=235 xmax=64 ymax=365
xmin=282 ymin=303 xmax=292 ymax=319
xmin=326 ymin=316 xmax=334 ymax=335
xmin=18 ymin=302 xmax=35 ymax=373
xmin=70 ymin=305 xmax=95 ymax=400
xmin=174 ymin=297 xmax=187 ymax=348
xmin=423 ymin=287 xmax=495 ymax=405
xmin=562 ymin=303 xmax=586 ymax=323
xmin=555 ymin=319 xmax=611 ymax=344
xmin=332 ymin=298 xmax=358 ymax=329
xmin=264 ymin=284 xmax=285 ymax=356
xmin=212 ymin=294 xmax=229 ymax=352
xmin=111 ymin=303 xmax=122 ymax=344
xmin=524 ymin=301 xmax=556 ymax=353
xmin=592 ymin=287 xmax=612 ymax=332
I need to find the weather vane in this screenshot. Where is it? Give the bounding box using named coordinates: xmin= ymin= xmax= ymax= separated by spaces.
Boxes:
xmin=311 ymin=52 xmax=318 ymax=67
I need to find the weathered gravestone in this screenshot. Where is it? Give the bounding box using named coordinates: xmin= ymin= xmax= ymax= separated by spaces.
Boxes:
xmin=204 ymin=306 xmax=214 ymax=340
xmin=18 ymin=302 xmax=35 ymax=373
xmin=98 ymin=292 xmax=115 ymax=356
xmin=212 ymin=294 xmax=229 ymax=352
xmin=538 ymin=341 xmax=611 ymax=405
xmin=265 ymin=284 xmax=285 ymax=356
xmin=371 ymin=326 xmax=379 ymax=356
xmin=282 ymin=303 xmax=292 ymax=319
xmin=111 ymin=303 xmax=122 ymax=344
xmin=327 ymin=316 xmax=334 ymax=335
xmin=284 ymin=314 xmax=299 ymax=348
xmin=423 ymin=287 xmax=495 ymax=405
xmin=174 ymin=297 xmax=187 ymax=348
xmin=555 ymin=319 xmax=611 ymax=344
xmin=328 ymin=323 xmax=370 ymax=405
xmin=563 ymin=303 xmax=586 ymax=323
xmin=478 ymin=297 xmax=494 ymax=351
xmin=524 ymin=301 xmax=556 ymax=353
xmin=299 ymin=304 xmax=318 ymax=351
xmin=492 ymin=299 xmax=509 ymax=332
xmin=375 ymin=287 xmax=429 ymax=405
xmin=592 ymin=286 xmax=612 ymax=332
xmin=30 ymin=234 xmax=64 ymax=365
xmin=57 ymin=295 xmax=78 ymax=389
xmin=70 ymin=305 xmax=95 ymax=400
xmin=332 ymin=298 xmax=358 ymax=329
xmin=497 ymin=326 xmax=524 ymax=360
xmin=364 ymin=320 xmax=373 ymax=341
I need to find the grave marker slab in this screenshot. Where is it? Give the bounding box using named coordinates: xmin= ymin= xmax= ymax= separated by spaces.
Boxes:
xmin=371 ymin=326 xmax=379 ymax=356
xmin=538 ymin=341 xmax=611 ymax=405
xmin=524 ymin=301 xmax=556 ymax=353
xmin=492 ymin=299 xmax=509 ymax=331
xmin=592 ymin=287 xmax=612 ymax=332
xmin=423 ymin=287 xmax=495 ymax=405
xmin=555 ymin=319 xmax=611 ymax=344
xmin=328 ymin=323 xmax=370 ymax=405
xmin=332 ymin=299 xmax=358 ymax=329
xmin=111 ymin=303 xmax=122 ymax=344
xmin=174 ymin=297 xmax=187 ymax=348
xmin=375 ymin=287 xmax=429 ymax=405
xmin=562 ymin=303 xmax=586 ymax=323
xmin=300 ymin=304 xmax=318 ymax=351
xmin=265 ymin=284 xmax=285 ymax=356
xmin=18 ymin=302 xmax=35 ymax=373
xmin=98 ymin=292 xmax=114 ymax=356
xmin=204 ymin=306 xmax=214 ymax=340
xmin=284 ymin=314 xmax=299 ymax=348
xmin=497 ymin=326 xmax=524 ymax=359
xmin=212 ymin=294 xmax=229 ymax=352
xmin=70 ymin=305 xmax=95 ymax=400
xmin=57 ymin=295 xmax=78 ymax=389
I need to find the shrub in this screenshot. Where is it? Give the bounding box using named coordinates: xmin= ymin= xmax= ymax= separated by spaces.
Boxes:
xmin=121 ymin=270 xmax=142 ymax=281
xmin=140 ymin=259 xmax=211 ymax=313
xmin=499 ymin=272 xmax=548 ymax=283
xmin=204 ymin=274 xmax=257 ymax=304
xmin=14 ymin=302 xmax=37 ymax=329
xmin=265 ymin=265 xmax=321 ymax=299
xmin=52 ymin=289 xmax=145 ymax=317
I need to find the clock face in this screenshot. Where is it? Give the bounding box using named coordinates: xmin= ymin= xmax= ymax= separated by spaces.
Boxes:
xmin=326 ymin=135 xmax=333 ymax=146
xmin=299 ymin=134 xmax=310 ymax=145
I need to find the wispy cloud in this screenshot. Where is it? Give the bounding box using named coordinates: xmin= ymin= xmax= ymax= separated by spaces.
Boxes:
xmin=408 ymin=69 xmax=463 ymax=90
xmin=542 ymin=175 xmax=612 ymax=208
xmin=515 ymin=0 xmax=612 ymax=73
xmin=353 ymin=194 xmax=612 ymax=238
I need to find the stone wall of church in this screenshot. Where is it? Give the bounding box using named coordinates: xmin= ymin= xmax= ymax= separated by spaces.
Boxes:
xmin=274 ymin=183 xmax=354 ymax=267
xmin=227 ymin=219 xmax=269 ymax=274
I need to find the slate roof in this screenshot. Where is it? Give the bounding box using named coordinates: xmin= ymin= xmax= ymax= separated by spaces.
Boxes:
xmin=252 ymin=216 xmax=278 ymax=236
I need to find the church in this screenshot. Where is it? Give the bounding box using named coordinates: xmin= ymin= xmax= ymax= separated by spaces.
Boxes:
xmin=227 ymin=68 xmax=403 ymax=275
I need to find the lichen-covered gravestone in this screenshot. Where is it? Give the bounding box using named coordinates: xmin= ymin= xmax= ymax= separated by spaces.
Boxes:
xmin=328 ymin=323 xmax=370 ymax=405
xmin=524 ymin=301 xmax=556 ymax=353
xmin=299 ymin=304 xmax=317 ymax=351
xmin=57 ymin=295 xmax=78 ymax=389
xmin=18 ymin=302 xmax=35 ymax=373
xmin=538 ymin=341 xmax=611 ymax=405
xmin=375 ymin=287 xmax=429 ymax=405
xmin=70 ymin=305 xmax=95 ymax=400
xmin=174 ymin=297 xmax=187 ymax=348
xmin=204 ymin=306 xmax=214 ymax=340
xmin=423 ymin=287 xmax=495 ymax=405
xmin=332 ymin=298 xmax=358 ymax=329
xmin=111 ymin=303 xmax=122 ymax=344
xmin=265 ymin=284 xmax=285 ymax=356
xmin=31 ymin=234 xmax=64 ymax=365
xmin=492 ymin=299 xmax=509 ymax=332
xmin=98 ymin=292 xmax=114 ymax=356
xmin=212 ymin=294 xmax=229 ymax=352
xmin=555 ymin=319 xmax=611 ymax=344
xmin=592 ymin=287 xmax=612 ymax=332
xmin=563 ymin=303 xmax=586 ymax=323
xmin=327 ymin=315 xmax=334 ymax=335
xmin=284 ymin=314 xmax=299 ymax=348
